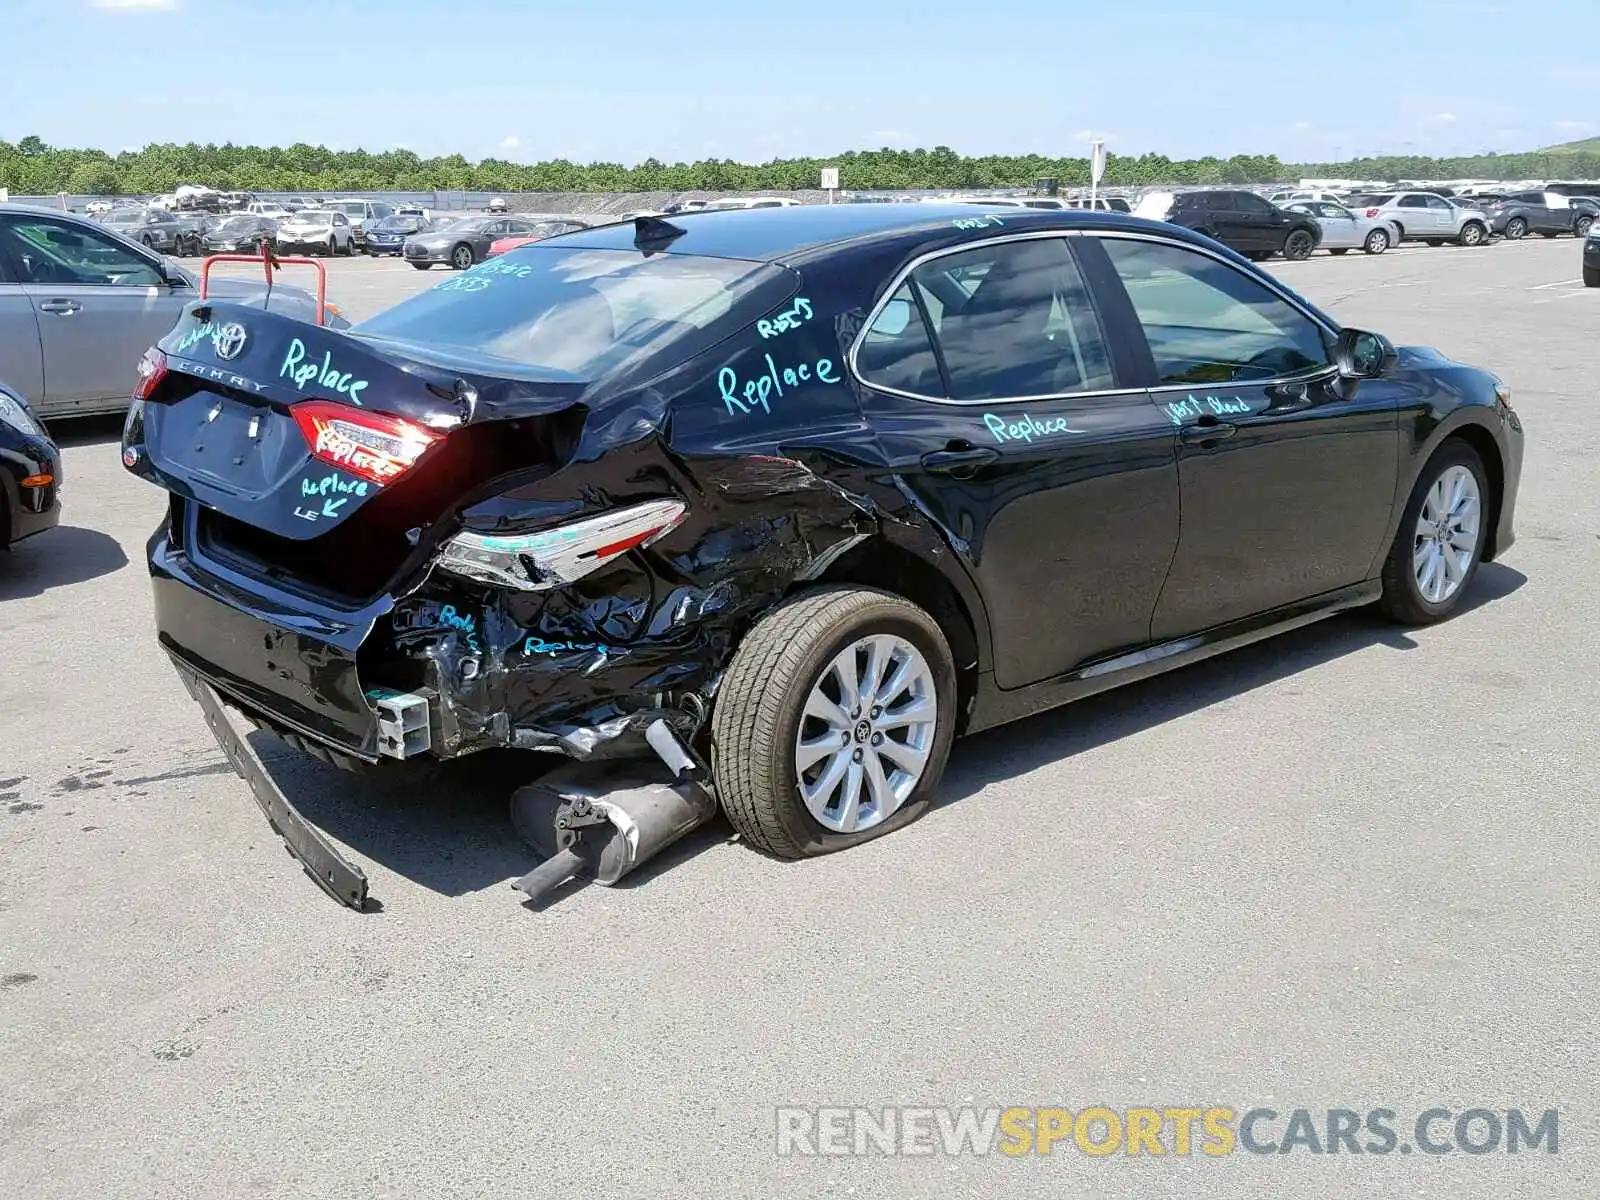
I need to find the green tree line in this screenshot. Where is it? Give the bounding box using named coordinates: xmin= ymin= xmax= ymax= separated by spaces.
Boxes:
xmin=3 ymin=135 xmax=1598 ymax=196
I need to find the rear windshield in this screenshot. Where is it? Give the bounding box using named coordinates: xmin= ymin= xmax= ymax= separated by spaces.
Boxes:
xmin=1347 ymin=194 xmax=1394 ymax=205
xmin=353 ymin=246 xmax=787 ymax=379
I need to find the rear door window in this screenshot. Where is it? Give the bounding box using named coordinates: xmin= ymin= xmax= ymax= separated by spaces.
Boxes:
xmin=0 ymin=216 xmax=165 ymax=287
xmin=854 ymin=284 xmax=943 ymax=396
xmin=903 ymin=237 xmax=1114 ymax=401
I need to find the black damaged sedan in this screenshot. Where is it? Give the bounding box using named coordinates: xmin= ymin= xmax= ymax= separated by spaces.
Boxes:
xmin=121 ymin=204 xmax=1523 ymax=903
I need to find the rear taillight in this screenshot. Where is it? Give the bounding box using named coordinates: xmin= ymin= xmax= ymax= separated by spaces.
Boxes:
xmin=133 ymin=348 xmax=168 ymax=400
xmin=291 ymin=399 xmax=441 ymax=488
xmin=436 ymin=499 xmax=688 ymax=590
xmin=1365 ymin=208 xmax=1380 ymax=218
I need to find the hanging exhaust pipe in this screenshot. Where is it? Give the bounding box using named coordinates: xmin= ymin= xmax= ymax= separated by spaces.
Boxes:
xmin=510 ymin=719 xmax=719 ymax=905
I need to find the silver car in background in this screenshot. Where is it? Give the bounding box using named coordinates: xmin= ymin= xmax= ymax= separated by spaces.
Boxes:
xmin=0 ymin=203 xmax=341 ymax=420
xmin=1282 ymin=200 xmax=1402 ymax=255
xmin=1344 ymin=191 xmax=1492 ymax=247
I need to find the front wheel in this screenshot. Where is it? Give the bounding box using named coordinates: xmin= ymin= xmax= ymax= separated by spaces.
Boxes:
xmin=450 ymin=243 xmax=474 ymax=270
xmin=711 ymin=587 xmax=957 ymax=860
xmin=1457 ymin=221 xmax=1486 ymax=247
xmin=1377 ymin=441 xmax=1489 ymax=625
xmin=1364 ymin=227 xmax=1390 ymax=254
xmin=1282 ymin=229 xmax=1315 ymax=261
xmin=1504 ymin=217 xmax=1527 ymax=240
xmin=1575 ymin=215 xmax=1594 ymax=238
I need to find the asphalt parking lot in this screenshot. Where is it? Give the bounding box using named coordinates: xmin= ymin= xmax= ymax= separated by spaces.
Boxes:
xmin=2 ymin=238 xmax=1595 ymax=1199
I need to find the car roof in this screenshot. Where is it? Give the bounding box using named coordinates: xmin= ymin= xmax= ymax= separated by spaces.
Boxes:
xmin=546 ymin=201 xmax=1169 ymax=263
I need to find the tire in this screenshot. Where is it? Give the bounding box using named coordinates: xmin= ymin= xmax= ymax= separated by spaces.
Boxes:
xmin=1576 ymin=216 xmax=1593 ymax=238
xmin=1377 ymin=440 xmax=1490 ymax=625
xmin=1282 ymin=228 xmax=1315 ymax=261
xmin=1504 ymin=217 xmax=1527 ymax=240
xmin=1363 ymin=227 xmax=1390 ymax=254
xmin=450 ymin=243 xmax=474 ymax=270
xmin=711 ymin=586 xmax=957 ymax=860
xmin=1584 ymin=265 xmax=1600 ymax=287
xmin=411 ymin=262 xmax=432 ymax=270
xmin=1329 ymin=247 xmax=1349 ymax=255
xmin=1457 ymin=221 xmax=1486 ymax=247
xmin=141 ymin=234 xmax=155 ymax=248
xmin=325 ymin=237 xmax=336 ymax=257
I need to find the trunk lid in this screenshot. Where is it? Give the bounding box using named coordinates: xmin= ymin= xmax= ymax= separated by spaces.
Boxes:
xmin=132 ymin=301 xmax=588 ymax=602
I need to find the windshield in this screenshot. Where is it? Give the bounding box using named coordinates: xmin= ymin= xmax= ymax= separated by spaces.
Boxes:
xmin=293 ymin=210 xmax=337 ymax=223
xmin=354 ymin=246 xmax=784 ymax=378
xmin=216 ymin=215 xmax=261 ymax=230
xmin=101 ymin=211 xmax=144 ymax=225
xmin=327 ymin=201 xmax=366 ymax=216
xmin=375 ymin=215 xmax=427 ymax=233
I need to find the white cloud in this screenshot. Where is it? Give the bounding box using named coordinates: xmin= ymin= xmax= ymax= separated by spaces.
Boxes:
xmin=869 ymin=129 xmax=904 ymax=143
xmin=90 ymin=0 xmax=178 ymax=9
xmin=1292 ymin=121 xmax=1312 ymax=130
xmin=1428 ymin=111 xmax=1457 ymax=123
xmin=499 ymin=135 xmax=520 ymax=149
xmin=1553 ymin=119 xmax=1591 ymax=131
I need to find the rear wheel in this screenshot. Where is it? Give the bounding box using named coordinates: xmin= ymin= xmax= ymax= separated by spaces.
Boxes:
xmin=1504 ymin=216 xmax=1527 ymax=239
xmin=1378 ymin=440 xmax=1489 ymax=625
xmin=1457 ymin=221 xmax=1486 ymax=247
xmin=450 ymin=243 xmax=474 ymax=270
xmin=1364 ymin=227 xmax=1390 ymax=254
xmin=1283 ymin=229 xmax=1315 ymax=261
xmin=711 ymin=587 xmax=956 ymax=860
xmin=1576 ymin=215 xmax=1594 ymax=238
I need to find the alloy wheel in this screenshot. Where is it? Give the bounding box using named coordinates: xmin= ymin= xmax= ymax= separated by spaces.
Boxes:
xmin=1366 ymin=229 xmax=1389 ymax=253
xmin=1413 ymin=465 xmax=1481 ymax=605
xmin=793 ymin=634 xmax=937 ymax=834
xmin=1462 ymin=223 xmax=1485 ymax=246
xmin=452 ymin=245 xmax=473 ymax=269
xmin=1285 ymin=230 xmax=1314 ymax=260
xmin=1506 ymin=218 xmax=1526 ymax=239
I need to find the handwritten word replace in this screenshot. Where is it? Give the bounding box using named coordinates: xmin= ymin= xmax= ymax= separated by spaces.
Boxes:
xmin=983 ymin=411 xmax=1084 ymax=445
xmin=953 ymin=216 xmax=1005 ymax=231
xmin=720 ymin=352 xmax=840 ymax=417
xmin=523 ymin=636 xmax=615 ymax=658
xmin=280 ymin=338 xmax=370 ymax=405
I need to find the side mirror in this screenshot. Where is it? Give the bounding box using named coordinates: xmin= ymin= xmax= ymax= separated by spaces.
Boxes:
xmin=1335 ymin=328 xmax=1396 ymax=379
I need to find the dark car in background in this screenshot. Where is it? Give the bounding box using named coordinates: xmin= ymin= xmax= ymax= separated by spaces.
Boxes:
xmin=0 ymin=381 xmax=61 ymax=549
xmin=1480 ymin=191 xmax=1595 ymax=239
xmin=365 ymin=214 xmax=433 ymax=257
xmin=170 ymin=212 xmax=218 ymax=257
xmin=403 ymin=215 xmax=552 ymax=269
xmin=120 ymin=204 xmax=1522 ymax=908
xmin=202 ymin=214 xmax=282 ymax=254
xmin=1583 ymin=220 xmax=1600 ymax=286
xmin=97 ymin=208 xmax=185 ymax=253
xmin=1132 ymin=189 xmax=1323 ymax=260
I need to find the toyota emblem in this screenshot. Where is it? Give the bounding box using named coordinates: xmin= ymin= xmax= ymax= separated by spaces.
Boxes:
xmin=214 ymin=322 xmax=248 ymax=361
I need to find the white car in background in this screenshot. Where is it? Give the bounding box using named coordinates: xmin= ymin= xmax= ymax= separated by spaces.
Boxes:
xmin=703 ymin=196 xmax=802 ymax=210
xmin=1282 ymin=199 xmax=1402 ymax=254
xmin=1268 ymin=189 xmax=1349 ymax=205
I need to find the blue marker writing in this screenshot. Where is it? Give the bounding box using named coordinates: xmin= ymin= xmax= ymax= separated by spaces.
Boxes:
xmin=719 ymin=353 xmax=840 ymax=416
xmin=982 ymin=411 xmax=1084 ymax=444
xmin=756 ymin=297 xmax=814 ymax=340
xmin=279 ymin=338 xmax=369 ymax=405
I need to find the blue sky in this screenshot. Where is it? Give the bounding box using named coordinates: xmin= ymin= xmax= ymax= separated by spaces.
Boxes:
xmin=3 ymin=0 xmax=1598 ymax=161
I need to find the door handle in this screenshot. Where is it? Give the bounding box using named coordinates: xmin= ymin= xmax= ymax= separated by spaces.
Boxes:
xmin=920 ymin=445 xmax=1000 ymax=476
xmin=38 ymin=299 xmax=81 ymax=316
xmin=1179 ymin=420 xmax=1237 ymax=444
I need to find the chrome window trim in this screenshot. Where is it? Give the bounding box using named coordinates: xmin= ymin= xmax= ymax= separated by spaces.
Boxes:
xmin=846 ymin=227 xmax=1340 ymax=408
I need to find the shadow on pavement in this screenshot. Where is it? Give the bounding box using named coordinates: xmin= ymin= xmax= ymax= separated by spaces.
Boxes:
xmin=253 ymin=563 xmax=1527 ymax=900
xmin=41 ymin=413 xmax=127 ymax=448
xmin=0 ymin=526 xmax=129 ymax=599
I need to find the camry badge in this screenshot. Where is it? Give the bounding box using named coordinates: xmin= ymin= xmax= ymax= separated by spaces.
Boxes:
xmin=214 ymin=322 xmax=248 ymax=361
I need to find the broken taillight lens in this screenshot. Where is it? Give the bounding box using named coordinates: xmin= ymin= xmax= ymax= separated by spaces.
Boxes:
xmin=436 ymin=499 xmax=688 ymax=590
xmin=291 ymin=399 xmax=442 ymax=488
xmin=133 ymin=348 xmax=168 ymax=400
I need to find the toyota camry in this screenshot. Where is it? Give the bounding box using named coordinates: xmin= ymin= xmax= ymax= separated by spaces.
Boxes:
xmin=121 ymin=203 xmax=1523 ymax=905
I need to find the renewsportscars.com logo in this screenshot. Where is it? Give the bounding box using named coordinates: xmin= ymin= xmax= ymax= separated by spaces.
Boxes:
xmin=775 ymin=1106 xmax=1560 ymax=1158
